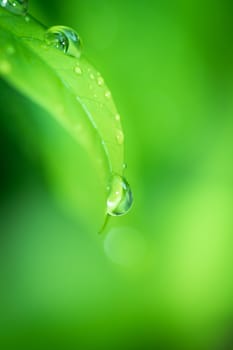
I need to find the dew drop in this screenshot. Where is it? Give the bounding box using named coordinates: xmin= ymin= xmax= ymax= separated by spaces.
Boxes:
xmin=97 ymin=76 xmax=104 ymax=86
xmin=115 ymin=113 xmax=121 ymax=121
xmin=116 ymin=129 xmax=124 ymax=145
xmin=74 ymin=66 xmax=82 ymax=75
xmin=105 ymin=90 xmax=111 ymax=98
xmin=45 ymin=28 xmax=68 ymax=53
xmin=0 ymin=0 xmax=28 ymax=15
xmin=107 ymin=174 xmax=133 ymax=216
xmin=45 ymin=26 xmax=82 ymax=58
xmin=89 ymin=73 xmax=95 ymax=80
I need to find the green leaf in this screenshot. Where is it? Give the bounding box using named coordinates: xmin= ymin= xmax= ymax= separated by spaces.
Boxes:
xmin=0 ymin=6 xmax=127 ymax=214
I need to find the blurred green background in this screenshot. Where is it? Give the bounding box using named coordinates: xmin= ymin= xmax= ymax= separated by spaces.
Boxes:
xmin=1 ymin=0 xmax=233 ymax=348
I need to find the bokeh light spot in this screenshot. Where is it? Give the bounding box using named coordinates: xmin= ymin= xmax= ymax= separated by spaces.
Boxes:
xmin=104 ymin=227 xmax=146 ymax=267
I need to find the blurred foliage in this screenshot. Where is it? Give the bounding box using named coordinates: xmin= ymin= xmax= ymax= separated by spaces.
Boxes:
xmin=1 ymin=0 xmax=233 ymax=349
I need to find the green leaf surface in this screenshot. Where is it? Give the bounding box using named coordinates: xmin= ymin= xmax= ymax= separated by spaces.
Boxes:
xmin=0 ymin=6 xmax=124 ymax=193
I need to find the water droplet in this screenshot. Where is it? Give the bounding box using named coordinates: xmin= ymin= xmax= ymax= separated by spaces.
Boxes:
xmin=45 ymin=26 xmax=82 ymax=58
xmin=0 ymin=60 xmax=11 ymax=74
xmin=24 ymin=15 xmax=30 ymax=22
xmin=97 ymin=76 xmax=104 ymax=86
xmin=116 ymin=129 xmax=124 ymax=145
xmin=89 ymin=73 xmax=95 ymax=80
xmin=74 ymin=66 xmax=82 ymax=75
xmin=107 ymin=174 xmax=133 ymax=216
xmin=45 ymin=28 xmax=68 ymax=53
xmin=105 ymin=90 xmax=111 ymax=98
xmin=123 ymin=163 xmax=127 ymax=170
xmin=0 ymin=0 xmax=28 ymax=15
xmin=115 ymin=113 xmax=120 ymax=121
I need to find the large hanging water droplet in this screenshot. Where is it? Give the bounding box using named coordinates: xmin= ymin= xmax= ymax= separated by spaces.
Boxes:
xmin=45 ymin=26 xmax=82 ymax=58
xmin=107 ymin=174 xmax=133 ymax=216
xmin=0 ymin=0 xmax=28 ymax=15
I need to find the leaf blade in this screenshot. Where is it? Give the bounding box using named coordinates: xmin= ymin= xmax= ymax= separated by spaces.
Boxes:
xmin=0 ymin=7 xmax=124 ymax=188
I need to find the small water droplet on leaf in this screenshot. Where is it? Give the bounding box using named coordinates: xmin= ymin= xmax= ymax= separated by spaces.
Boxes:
xmin=105 ymin=90 xmax=111 ymax=98
xmin=115 ymin=113 xmax=120 ymax=121
xmin=116 ymin=129 xmax=124 ymax=145
xmin=97 ymin=76 xmax=104 ymax=86
xmin=107 ymin=174 xmax=133 ymax=216
xmin=0 ymin=0 xmax=28 ymax=15
xmin=74 ymin=66 xmax=82 ymax=75
xmin=89 ymin=73 xmax=95 ymax=80
xmin=45 ymin=26 xmax=82 ymax=58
